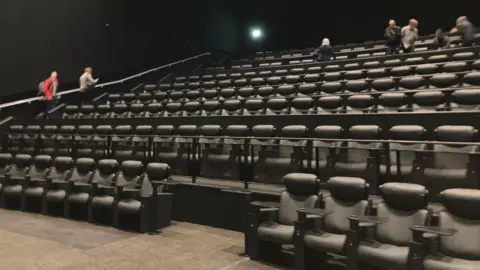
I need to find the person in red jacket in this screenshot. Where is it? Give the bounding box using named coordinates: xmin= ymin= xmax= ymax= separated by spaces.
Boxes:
xmin=40 ymin=71 xmax=59 ymax=119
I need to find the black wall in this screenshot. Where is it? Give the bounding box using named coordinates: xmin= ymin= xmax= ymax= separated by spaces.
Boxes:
xmin=0 ymin=0 xmax=238 ymax=97
xmin=234 ymin=0 xmax=478 ymax=53
xmin=0 ymin=0 xmax=477 ymax=97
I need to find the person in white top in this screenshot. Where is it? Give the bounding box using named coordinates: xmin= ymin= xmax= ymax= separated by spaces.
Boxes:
xmin=79 ymin=67 xmax=99 ymax=104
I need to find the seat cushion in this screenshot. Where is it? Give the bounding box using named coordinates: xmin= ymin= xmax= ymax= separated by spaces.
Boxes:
xmin=357 ymin=240 xmax=409 ymax=269
xmin=46 ymin=189 xmax=66 ymax=202
xmin=117 ymin=199 xmax=141 ymax=215
xmin=424 ymin=254 xmax=480 ymax=270
xmin=24 ymin=187 xmax=44 ymax=198
xmin=91 ymin=195 xmax=114 ymax=208
xmin=304 ymin=230 xmax=346 ymax=254
xmin=68 ymin=192 xmax=89 ymax=204
xmin=3 ymin=185 xmax=22 ymax=196
xmin=257 ymin=221 xmax=294 ymax=244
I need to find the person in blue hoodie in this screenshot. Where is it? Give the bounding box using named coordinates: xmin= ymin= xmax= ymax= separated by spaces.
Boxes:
xmin=313 ymin=38 xmax=334 ymax=61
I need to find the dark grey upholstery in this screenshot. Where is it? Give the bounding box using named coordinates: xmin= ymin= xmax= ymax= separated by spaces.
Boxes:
xmin=22 ymin=155 xmax=52 ymax=212
xmin=65 ymin=158 xmax=95 ymax=217
xmin=252 ymin=173 xmax=319 ymax=256
xmin=111 ymin=125 xmax=133 ymax=163
xmin=419 ymin=189 xmax=480 ymax=269
xmin=354 ymin=182 xmax=429 ymax=270
xmin=89 ymin=159 xmax=120 ymax=224
xmin=381 ymin=125 xmax=426 ymax=182
xmin=421 ymin=126 xmax=478 ymax=200
xmin=300 ymin=177 xmax=369 ymax=265
xmin=251 ymin=125 xmax=277 ymax=183
xmin=0 ymin=153 xmax=13 ymax=193
xmin=45 ymin=157 xmax=74 ymax=206
xmin=2 ymin=154 xmax=32 ymax=207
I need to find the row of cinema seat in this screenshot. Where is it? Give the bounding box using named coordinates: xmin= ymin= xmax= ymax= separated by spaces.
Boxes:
xmin=247 ymin=173 xmax=480 ymax=270
xmin=174 ymin=51 xmax=480 ymax=84
xmin=164 ymin=62 xmax=480 ymax=91
xmin=63 ymin=89 xmax=480 ymax=119
xmin=4 ymin=124 xmax=479 ymax=200
xmin=238 ymin=34 xmax=473 ymax=62
xmin=0 ymin=153 xmax=173 ymax=233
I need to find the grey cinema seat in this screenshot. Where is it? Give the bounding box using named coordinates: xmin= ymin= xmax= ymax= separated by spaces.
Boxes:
xmin=415 ymin=125 xmax=479 ymax=200
xmin=0 ymin=154 xmax=13 ymax=203
xmin=88 ymin=159 xmax=119 ymax=225
xmin=115 ymin=162 xmax=173 ymax=232
xmin=22 ymin=155 xmax=52 ymax=212
xmin=295 ymin=177 xmax=370 ymax=270
xmin=380 ymin=125 xmax=426 ymax=183
xmin=347 ymin=182 xmax=429 ymax=270
xmin=65 ymin=158 xmax=96 ymax=219
xmin=409 ymin=189 xmax=480 ymax=270
xmin=1 ymin=154 xmax=32 ymax=209
xmin=44 ymin=156 xmax=74 ymax=215
xmin=247 ymin=173 xmax=319 ymax=261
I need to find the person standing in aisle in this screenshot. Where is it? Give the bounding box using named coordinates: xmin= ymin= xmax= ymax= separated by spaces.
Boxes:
xmin=79 ymin=67 xmax=99 ymax=105
xmin=401 ymin=19 xmax=419 ymax=53
xmin=385 ymin=20 xmax=402 ymax=55
xmin=40 ymin=71 xmax=59 ymax=119
xmin=456 ymin=16 xmax=475 ymax=47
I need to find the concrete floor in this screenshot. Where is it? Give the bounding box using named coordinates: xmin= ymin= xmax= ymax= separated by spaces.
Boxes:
xmin=0 ymin=209 xmax=284 ymax=270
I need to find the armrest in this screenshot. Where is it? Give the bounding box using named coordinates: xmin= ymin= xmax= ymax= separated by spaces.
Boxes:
xmin=297 ymin=208 xmax=333 ymax=221
xmin=410 ymin=225 xmax=457 ymax=242
xmin=151 ymin=180 xmax=179 ymax=186
xmin=251 ymin=201 xmax=281 ymax=212
xmin=349 ymin=215 xmax=387 ymax=231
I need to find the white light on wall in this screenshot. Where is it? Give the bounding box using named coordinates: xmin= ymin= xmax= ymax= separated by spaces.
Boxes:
xmin=250 ymin=28 xmax=263 ymax=40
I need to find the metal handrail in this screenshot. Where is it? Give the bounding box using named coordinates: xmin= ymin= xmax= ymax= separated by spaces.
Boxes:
xmin=0 ymin=52 xmax=211 ymax=110
xmin=13 ymin=133 xmax=480 ymax=147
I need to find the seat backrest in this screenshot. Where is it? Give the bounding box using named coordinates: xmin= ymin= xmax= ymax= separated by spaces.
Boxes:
xmin=278 ymin=173 xmax=319 ymax=225
xmin=10 ymin=154 xmax=32 ymax=177
xmin=388 ymin=125 xmax=426 ymax=166
xmin=432 ymin=126 xmax=478 ymax=169
xmin=145 ymin=162 xmax=171 ymax=181
xmin=375 ymin=182 xmax=429 ymax=246
xmin=199 ymin=125 xmax=223 ymax=146
xmin=279 ymin=125 xmax=308 ymax=158
xmin=116 ymin=161 xmax=143 ymax=188
xmin=70 ymin=158 xmax=95 ymax=183
xmin=224 ymin=125 xmax=249 ymax=145
xmin=313 ymin=125 xmax=344 ymax=159
xmin=251 ymin=125 xmax=276 ymax=149
xmin=29 ymin=155 xmax=53 ymax=179
xmin=90 ymin=159 xmax=119 ymax=185
xmin=323 ymin=177 xmax=369 ymax=234
xmin=47 ymin=156 xmax=73 ymax=180
xmin=0 ymin=153 xmax=13 ymax=175
xmin=437 ymin=189 xmax=480 ymax=260
xmin=345 ymin=125 xmax=381 ymax=163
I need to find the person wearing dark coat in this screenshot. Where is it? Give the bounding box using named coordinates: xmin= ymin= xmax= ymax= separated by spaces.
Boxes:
xmin=313 ymin=38 xmax=334 ymax=61
xmin=385 ymin=19 xmax=402 ymax=55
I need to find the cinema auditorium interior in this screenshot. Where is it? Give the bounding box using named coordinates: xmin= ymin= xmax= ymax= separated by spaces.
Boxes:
xmin=2 ymin=1 xmax=480 ymax=270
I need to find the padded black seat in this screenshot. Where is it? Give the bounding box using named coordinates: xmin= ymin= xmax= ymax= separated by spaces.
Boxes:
xmin=183 ymin=102 xmax=201 ymax=116
xmin=247 ymin=173 xmax=320 ymax=260
xmin=399 ymin=75 xmax=425 ymax=90
xmin=320 ymin=82 xmax=343 ymax=94
xmin=44 ymin=156 xmax=74 ymax=214
xmin=122 ymin=93 xmax=136 ymax=103
xmin=23 ymin=155 xmax=52 ymax=212
xmin=304 ymin=74 xmax=320 ymax=83
xmin=129 ymin=103 xmax=145 ymax=118
xmin=65 ymin=158 xmax=95 ymax=219
xmin=408 ymin=91 xmax=445 ymax=112
xmin=0 ymin=153 xmax=13 ymax=189
xmin=267 ymin=76 xmax=282 ymax=85
xmin=168 ymin=91 xmax=184 ymax=102
xmin=153 ymin=91 xmax=168 ymax=103
xmin=95 ymin=104 xmax=112 ymax=118
xmin=63 ymin=105 xmax=79 ymax=119
xmin=237 ymin=87 xmax=256 ymax=100
xmin=298 ymin=84 xmax=317 ymax=96
xmin=164 ymin=102 xmax=183 ymax=117
xmin=348 ymin=182 xmax=429 ymax=270
xmin=419 ymin=126 xmax=479 ymax=200
xmin=266 ymin=98 xmax=289 ymax=115
xmin=430 ymin=73 xmax=458 ymax=88
xmin=89 ymin=159 xmax=120 ymax=224
xmin=257 ymin=86 xmax=275 ymax=98
xmin=411 ymin=189 xmax=480 ymax=270
xmin=251 ymin=125 xmax=277 ymax=183
xmin=345 ymin=70 xmax=364 ymax=80
xmin=137 ymin=93 xmax=152 ymax=103
xmin=111 ymin=104 xmax=128 ymax=118
xmin=92 ymin=125 xmax=112 ymax=160
xmin=449 ymin=89 xmax=480 ymax=111
xmin=381 ymin=125 xmax=426 ymax=182
xmin=334 ymin=125 xmax=381 ymax=191
xmin=291 ymin=97 xmax=316 ymax=115
xmin=1 ymin=154 xmax=32 ymax=209
xmin=415 ymin=64 xmax=438 ymax=75
xmin=244 ymin=99 xmax=265 ymax=115
xmin=111 ymin=125 xmax=133 ymax=163
xmin=296 ymin=177 xmax=370 ymax=269
xmin=346 ymin=95 xmax=374 ymax=113
xmin=219 ymin=88 xmax=234 ymax=100
xmin=277 ymin=85 xmax=296 ymax=97
xmin=324 ymin=72 xmax=341 ymax=82
xmin=345 ymin=80 xmax=369 ymax=93
xmin=198 ymin=125 xmax=226 ymax=179
xmin=317 ymin=96 xmax=343 ymax=113
xmin=391 ymin=66 xmax=412 ymax=77
xmin=463 ymin=72 xmax=480 ymax=87
xmin=145 ymin=103 xmax=163 ymax=118
xmin=221 ymin=100 xmax=243 ymax=116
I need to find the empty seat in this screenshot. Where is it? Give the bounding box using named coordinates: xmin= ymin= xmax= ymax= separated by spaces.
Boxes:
xmin=198 ymin=125 xmax=226 ymax=179
xmin=250 ymin=125 xmax=277 ymax=183
xmin=111 ymin=104 xmax=128 ymax=118
xmin=0 ymin=154 xmax=13 ymax=190
xmin=153 ymin=91 xmax=168 ymax=103
xmin=324 ymin=72 xmax=341 ymax=82
xmin=237 ymin=87 xmax=256 ymax=100
xmin=221 ymin=100 xmax=243 ymax=116
xmin=6 ymin=125 xmax=24 ymax=154
xmin=183 ymin=101 xmax=202 ymax=116
xmin=171 ymin=125 xmax=199 ymax=176
xmin=429 ymin=73 xmax=459 ymax=88
xmin=291 ymin=97 xmax=316 ymax=115
xmin=39 ymin=125 xmax=58 ymax=156
xmin=348 ymin=182 xmax=429 ymax=270
xmin=137 ymin=92 xmax=152 ymax=103
xmin=168 ymin=91 xmax=184 ymax=102
xmin=44 ymin=156 xmax=74 ymax=214
xmin=54 ymin=125 xmax=75 ymax=157
xmin=408 ymin=91 xmax=444 ymax=112
xmin=244 ymin=99 xmax=265 ymax=115
xmin=164 ymin=103 xmax=183 ymax=117
xmin=95 ymin=104 xmax=112 ymax=118
xmin=21 ymin=125 xmax=41 ymax=155
xmin=218 ymin=88 xmax=234 ymax=100
xmin=265 ymin=98 xmax=289 ymax=115
xmin=92 ymin=125 xmax=112 ymax=160
xmin=257 ymin=86 xmax=275 ymax=98
xmin=411 ymin=189 xmax=480 ymax=270
xmin=129 ymin=103 xmax=146 ymax=118
xmin=298 ymin=84 xmax=317 ymax=96
xmin=449 ymin=89 xmax=480 ymax=111
xmin=22 ymin=155 xmax=53 ymax=212
xmin=107 ymin=94 xmax=121 ymax=104
xmin=296 ymin=177 xmax=369 ymax=269
xmin=185 ymin=90 xmax=202 ymax=102
xmin=346 ymin=95 xmax=374 ymax=113
xmin=78 ymin=104 xmax=95 ymax=118
xmin=399 ymin=75 xmax=425 ymax=90
xmin=381 ymin=125 xmax=426 ymax=183
xmin=89 ymin=159 xmax=120 ymax=224
xmin=276 ymin=85 xmax=296 ymax=97
xmin=1 ymin=154 xmax=32 ymax=209
xmin=201 ymin=100 xmax=221 ymax=116
xmin=334 ymin=125 xmax=382 ymax=192
xmin=122 ymin=93 xmax=136 ymax=103
xmin=463 ymin=71 xmax=480 ymax=87
xmin=317 ymin=96 xmax=343 ymax=113
xmin=247 ymin=173 xmax=319 ymax=260
xmin=111 ymin=125 xmax=134 ymax=163
xmin=377 ymin=93 xmax=407 ymax=112
xmin=153 ymin=125 xmax=176 ymax=172
xmin=418 ymin=126 xmax=479 ymax=200
xmin=65 ymin=158 xmax=96 ymax=219
xmin=145 ymin=103 xmax=164 ymax=118
xmin=320 ymin=82 xmax=343 ymax=94
xmin=63 ymin=105 xmax=79 ymax=119
xmin=371 ymin=78 xmax=396 ymax=91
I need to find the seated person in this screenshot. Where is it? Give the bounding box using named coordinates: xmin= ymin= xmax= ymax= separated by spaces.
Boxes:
xmin=313 ymin=38 xmax=334 ymax=61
